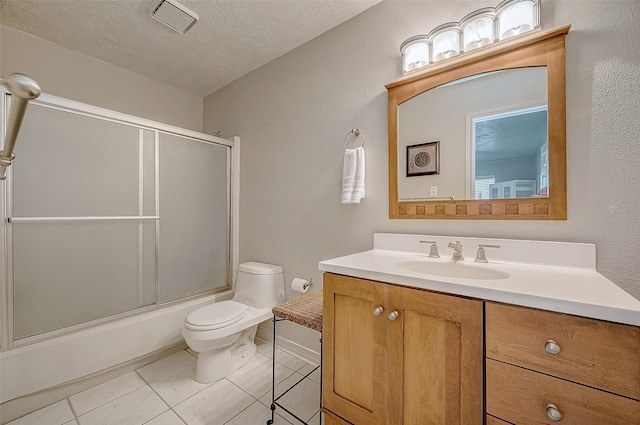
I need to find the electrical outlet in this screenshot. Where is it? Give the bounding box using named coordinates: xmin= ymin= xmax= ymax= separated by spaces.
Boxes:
xmin=430 ymin=186 xmax=438 ymax=197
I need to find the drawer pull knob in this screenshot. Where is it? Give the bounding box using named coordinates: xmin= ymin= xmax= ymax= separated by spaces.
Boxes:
xmin=373 ymin=306 xmax=384 ymax=316
xmin=545 ymin=339 xmax=561 ymax=355
xmin=546 ymin=403 xmax=562 ymax=421
xmin=388 ymin=311 xmax=399 ymax=321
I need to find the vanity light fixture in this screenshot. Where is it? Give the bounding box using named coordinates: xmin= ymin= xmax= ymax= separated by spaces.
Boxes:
xmin=429 ymin=23 xmax=462 ymax=62
xmin=148 ymin=0 xmax=199 ymax=34
xmin=496 ymin=0 xmax=540 ymax=40
xmin=399 ymin=0 xmax=540 ymax=74
xmin=401 ymin=35 xmax=431 ymax=73
xmin=460 ymin=8 xmax=496 ymax=51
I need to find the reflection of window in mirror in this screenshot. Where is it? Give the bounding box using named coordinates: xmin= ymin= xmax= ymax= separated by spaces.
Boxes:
xmin=474 ymin=175 xmax=495 ymax=200
xmin=539 ymin=143 xmax=548 ymax=194
xmin=469 ymin=101 xmax=548 ymax=200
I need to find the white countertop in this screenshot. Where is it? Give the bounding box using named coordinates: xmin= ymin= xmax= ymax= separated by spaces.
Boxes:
xmin=318 ymin=234 xmax=640 ymax=326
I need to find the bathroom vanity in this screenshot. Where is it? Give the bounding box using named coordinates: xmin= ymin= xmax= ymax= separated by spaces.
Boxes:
xmin=319 ymin=234 xmax=640 ymax=425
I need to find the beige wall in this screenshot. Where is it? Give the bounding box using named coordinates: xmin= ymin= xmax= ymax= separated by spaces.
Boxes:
xmin=1 ymin=25 xmax=203 ymax=131
xmin=203 ymin=0 xmax=640 ymax=350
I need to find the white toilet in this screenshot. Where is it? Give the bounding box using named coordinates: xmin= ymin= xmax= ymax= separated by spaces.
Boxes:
xmin=182 ymin=262 xmax=285 ymax=383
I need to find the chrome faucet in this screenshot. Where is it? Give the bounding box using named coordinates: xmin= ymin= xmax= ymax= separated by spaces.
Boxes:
xmin=419 ymin=240 xmax=440 ymax=258
xmin=475 ymin=244 xmax=501 ymax=263
xmin=447 ymin=241 xmax=463 ymax=261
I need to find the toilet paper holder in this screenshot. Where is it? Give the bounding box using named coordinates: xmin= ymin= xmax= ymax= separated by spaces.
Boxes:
xmin=291 ymin=277 xmax=313 ymax=293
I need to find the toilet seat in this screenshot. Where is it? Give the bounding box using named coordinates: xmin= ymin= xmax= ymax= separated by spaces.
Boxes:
xmin=185 ymin=301 xmax=249 ymax=331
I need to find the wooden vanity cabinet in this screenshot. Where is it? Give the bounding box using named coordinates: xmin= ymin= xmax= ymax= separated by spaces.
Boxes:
xmin=322 ymin=273 xmax=483 ymax=425
xmin=485 ymin=302 xmax=640 ymax=425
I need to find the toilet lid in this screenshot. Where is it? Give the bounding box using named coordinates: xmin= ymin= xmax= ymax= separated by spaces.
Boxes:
xmin=185 ymin=300 xmax=249 ymax=331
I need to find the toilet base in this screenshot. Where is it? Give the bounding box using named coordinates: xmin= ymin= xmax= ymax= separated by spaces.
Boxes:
xmin=193 ymin=328 xmax=260 ymax=384
xmin=232 ymin=338 xmax=258 ymax=370
xmin=195 ymin=346 xmax=233 ymax=383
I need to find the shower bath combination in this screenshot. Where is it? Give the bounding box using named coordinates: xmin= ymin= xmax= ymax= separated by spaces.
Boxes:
xmin=0 ymin=82 xmax=238 ymax=409
xmin=0 ymin=73 xmax=41 ymax=180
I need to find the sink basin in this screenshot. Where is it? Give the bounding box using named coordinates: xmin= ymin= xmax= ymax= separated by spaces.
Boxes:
xmin=395 ymin=260 xmax=509 ymax=280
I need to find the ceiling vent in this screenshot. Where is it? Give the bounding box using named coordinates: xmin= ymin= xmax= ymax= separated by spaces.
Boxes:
xmin=148 ymin=0 xmax=199 ymax=34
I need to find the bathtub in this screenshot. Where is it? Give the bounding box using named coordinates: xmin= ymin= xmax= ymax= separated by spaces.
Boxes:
xmin=0 ymin=291 xmax=231 ymax=404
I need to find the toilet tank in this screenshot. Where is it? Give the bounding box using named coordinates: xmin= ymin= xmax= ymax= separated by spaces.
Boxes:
xmin=233 ymin=262 xmax=285 ymax=310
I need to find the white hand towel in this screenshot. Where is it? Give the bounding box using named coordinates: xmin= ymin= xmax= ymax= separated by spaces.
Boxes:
xmin=341 ymin=146 xmax=365 ymax=204
xmin=341 ymin=148 xmax=356 ymax=204
xmin=351 ymin=146 xmax=365 ymax=203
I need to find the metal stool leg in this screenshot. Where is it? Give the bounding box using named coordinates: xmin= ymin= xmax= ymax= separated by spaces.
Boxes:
xmin=318 ymin=336 xmax=323 ymax=425
xmin=267 ymin=315 xmax=277 ymax=425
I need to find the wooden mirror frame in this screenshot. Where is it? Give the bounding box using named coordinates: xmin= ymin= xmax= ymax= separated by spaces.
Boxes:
xmin=387 ymin=25 xmax=570 ymax=220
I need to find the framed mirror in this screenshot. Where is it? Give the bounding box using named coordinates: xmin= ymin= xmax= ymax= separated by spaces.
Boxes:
xmin=387 ymin=25 xmax=570 ymax=219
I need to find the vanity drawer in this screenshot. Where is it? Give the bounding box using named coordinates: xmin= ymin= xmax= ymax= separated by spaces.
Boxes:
xmin=486 ymin=359 xmax=640 ymax=425
xmin=486 ymin=302 xmax=640 ymax=399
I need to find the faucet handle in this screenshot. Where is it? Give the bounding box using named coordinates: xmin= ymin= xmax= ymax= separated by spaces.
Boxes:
xmin=419 ymin=240 xmax=440 ymax=258
xmin=475 ymin=244 xmax=501 ymax=263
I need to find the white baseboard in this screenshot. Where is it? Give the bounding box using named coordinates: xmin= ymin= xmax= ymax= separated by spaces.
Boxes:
xmin=256 ymin=327 xmax=321 ymax=366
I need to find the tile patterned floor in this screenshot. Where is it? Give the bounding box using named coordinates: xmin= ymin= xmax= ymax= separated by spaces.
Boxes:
xmin=8 ymin=340 xmax=322 ymax=425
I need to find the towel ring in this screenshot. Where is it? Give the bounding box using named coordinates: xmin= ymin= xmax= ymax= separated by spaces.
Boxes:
xmin=343 ymin=128 xmax=366 ymax=149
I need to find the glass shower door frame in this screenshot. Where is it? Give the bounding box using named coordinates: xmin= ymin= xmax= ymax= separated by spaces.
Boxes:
xmin=0 ymin=90 xmax=238 ymax=350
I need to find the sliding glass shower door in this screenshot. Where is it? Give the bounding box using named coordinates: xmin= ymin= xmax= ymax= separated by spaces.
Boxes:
xmin=158 ymin=132 xmax=229 ymax=303
xmin=3 ymin=94 xmax=232 ymax=342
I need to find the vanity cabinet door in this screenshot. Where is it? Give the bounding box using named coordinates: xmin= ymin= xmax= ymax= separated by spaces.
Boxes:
xmin=386 ymin=285 xmax=483 ymax=425
xmin=323 ymin=273 xmax=484 ymax=425
xmin=486 ymin=416 xmax=511 ymax=425
xmin=322 ymin=409 xmax=354 ymax=425
xmin=322 ymin=273 xmax=387 ymax=425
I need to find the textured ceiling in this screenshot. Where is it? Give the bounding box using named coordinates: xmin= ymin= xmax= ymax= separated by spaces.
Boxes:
xmin=0 ymin=0 xmax=381 ymax=97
